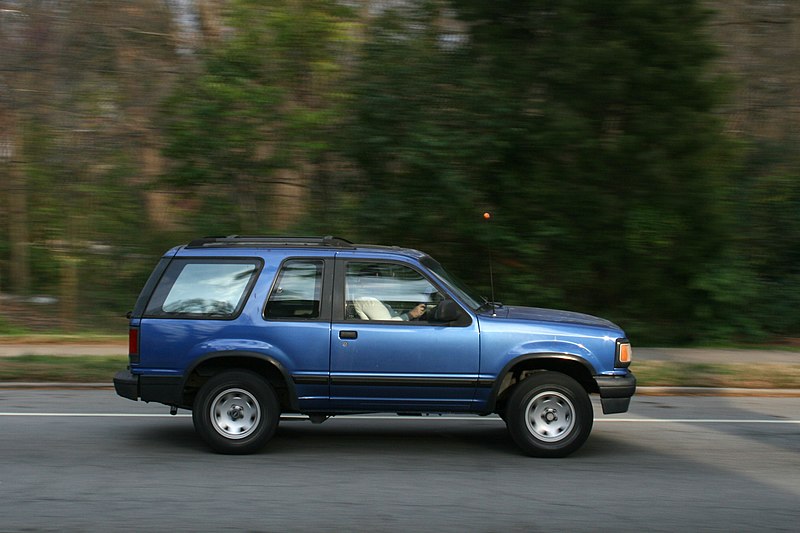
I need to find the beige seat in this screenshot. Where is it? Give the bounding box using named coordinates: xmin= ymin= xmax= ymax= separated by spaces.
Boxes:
xmin=353 ymin=297 xmax=403 ymax=321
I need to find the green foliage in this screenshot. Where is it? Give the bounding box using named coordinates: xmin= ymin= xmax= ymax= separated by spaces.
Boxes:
xmin=335 ymin=0 xmax=743 ymax=343
xmin=0 ymin=317 xmax=31 ymax=336
xmin=342 ymin=3 xmax=480 ymax=237
xmin=161 ymin=0 xmax=355 ymax=233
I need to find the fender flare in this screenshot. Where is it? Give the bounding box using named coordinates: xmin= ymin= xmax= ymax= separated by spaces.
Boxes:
xmin=484 ymin=353 xmax=597 ymax=412
xmin=182 ymin=350 xmax=300 ymax=411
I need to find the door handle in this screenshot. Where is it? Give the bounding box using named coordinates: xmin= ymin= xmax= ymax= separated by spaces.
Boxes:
xmin=339 ymin=330 xmax=358 ymax=340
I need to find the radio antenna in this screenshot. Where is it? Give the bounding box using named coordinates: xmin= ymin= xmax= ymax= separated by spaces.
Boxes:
xmin=483 ymin=212 xmax=497 ymax=317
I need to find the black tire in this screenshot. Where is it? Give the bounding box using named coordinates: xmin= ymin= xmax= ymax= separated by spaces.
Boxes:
xmin=505 ymin=372 xmax=593 ymax=458
xmin=192 ymin=370 xmax=280 ymax=454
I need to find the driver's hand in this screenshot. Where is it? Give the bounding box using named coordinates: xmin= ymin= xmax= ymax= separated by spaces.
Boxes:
xmin=408 ymin=303 xmax=426 ymax=320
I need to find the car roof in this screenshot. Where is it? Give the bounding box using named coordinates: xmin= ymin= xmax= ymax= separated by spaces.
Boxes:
xmin=177 ymin=236 xmax=427 ymax=260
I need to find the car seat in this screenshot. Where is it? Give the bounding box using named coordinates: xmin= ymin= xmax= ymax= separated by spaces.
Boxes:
xmin=353 ymin=297 xmax=403 ymax=321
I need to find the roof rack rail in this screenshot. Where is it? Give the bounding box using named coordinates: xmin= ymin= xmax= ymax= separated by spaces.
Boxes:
xmin=186 ymin=235 xmax=355 ymax=249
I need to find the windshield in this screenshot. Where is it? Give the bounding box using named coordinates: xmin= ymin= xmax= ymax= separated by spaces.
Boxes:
xmin=421 ymin=257 xmax=484 ymax=311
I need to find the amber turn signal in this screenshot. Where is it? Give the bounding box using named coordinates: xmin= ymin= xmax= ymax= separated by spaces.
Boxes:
xmin=619 ymin=344 xmax=632 ymax=364
xmin=616 ymin=339 xmax=632 ymax=368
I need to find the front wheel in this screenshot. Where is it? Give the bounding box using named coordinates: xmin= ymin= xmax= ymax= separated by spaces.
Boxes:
xmin=505 ymin=372 xmax=593 ymax=458
xmin=192 ymin=370 xmax=280 ymax=454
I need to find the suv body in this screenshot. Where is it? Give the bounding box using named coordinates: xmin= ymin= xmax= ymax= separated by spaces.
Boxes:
xmin=114 ymin=236 xmax=635 ymax=457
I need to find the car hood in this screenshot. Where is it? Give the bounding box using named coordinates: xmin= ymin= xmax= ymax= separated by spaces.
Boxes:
xmin=490 ymin=305 xmax=620 ymax=330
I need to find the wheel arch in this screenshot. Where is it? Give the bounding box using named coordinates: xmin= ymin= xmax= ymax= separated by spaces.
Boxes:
xmin=487 ymin=353 xmax=597 ymax=413
xmin=180 ymin=351 xmax=298 ymax=411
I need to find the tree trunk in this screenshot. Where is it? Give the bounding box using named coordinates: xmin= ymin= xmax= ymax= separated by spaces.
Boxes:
xmin=4 ymin=120 xmax=30 ymax=295
xmin=197 ymin=0 xmax=224 ymax=44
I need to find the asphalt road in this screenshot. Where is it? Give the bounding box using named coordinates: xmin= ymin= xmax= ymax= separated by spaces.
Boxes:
xmin=0 ymin=390 xmax=798 ymax=532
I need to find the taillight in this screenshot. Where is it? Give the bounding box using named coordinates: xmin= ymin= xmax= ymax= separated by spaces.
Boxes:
xmin=129 ymin=328 xmax=140 ymax=364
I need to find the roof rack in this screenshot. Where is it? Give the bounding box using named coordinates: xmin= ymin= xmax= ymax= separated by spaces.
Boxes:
xmin=186 ymin=235 xmax=355 ymax=249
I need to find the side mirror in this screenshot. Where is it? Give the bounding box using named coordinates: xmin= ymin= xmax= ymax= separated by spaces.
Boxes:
xmin=431 ymin=299 xmax=462 ymax=323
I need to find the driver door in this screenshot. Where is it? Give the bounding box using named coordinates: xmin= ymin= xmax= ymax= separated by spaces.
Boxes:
xmin=329 ymin=259 xmax=480 ymax=411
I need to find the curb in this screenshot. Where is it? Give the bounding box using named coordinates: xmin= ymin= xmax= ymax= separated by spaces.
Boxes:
xmin=1 ymin=382 xmax=800 ymax=397
xmin=636 ymin=386 xmax=800 ymax=397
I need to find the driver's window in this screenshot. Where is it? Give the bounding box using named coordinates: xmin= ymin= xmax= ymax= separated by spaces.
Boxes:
xmin=345 ymin=262 xmax=441 ymax=322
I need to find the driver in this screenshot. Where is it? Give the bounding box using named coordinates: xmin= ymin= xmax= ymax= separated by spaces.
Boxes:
xmin=401 ymin=303 xmax=427 ymax=321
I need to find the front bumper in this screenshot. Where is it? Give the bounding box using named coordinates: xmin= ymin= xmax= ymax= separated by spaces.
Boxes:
xmin=594 ymin=372 xmax=637 ymax=414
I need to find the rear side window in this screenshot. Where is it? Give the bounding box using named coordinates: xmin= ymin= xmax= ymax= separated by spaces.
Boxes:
xmin=144 ymin=258 xmax=261 ymax=319
xmin=264 ymin=260 xmax=324 ymax=320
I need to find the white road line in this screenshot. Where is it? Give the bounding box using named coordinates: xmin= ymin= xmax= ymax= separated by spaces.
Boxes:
xmin=596 ymin=418 xmax=800 ymax=424
xmin=0 ymin=413 xmax=799 ymax=424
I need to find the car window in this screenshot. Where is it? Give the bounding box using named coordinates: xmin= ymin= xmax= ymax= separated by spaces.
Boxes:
xmin=145 ymin=259 xmax=261 ymax=319
xmin=345 ymin=262 xmax=441 ymax=322
xmin=421 ymin=256 xmax=483 ymax=310
xmin=264 ymin=260 xmax=324 ymax=320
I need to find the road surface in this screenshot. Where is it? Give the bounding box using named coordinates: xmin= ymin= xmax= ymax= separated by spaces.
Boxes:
xmin=0 ymin=390 xmax=798 ymax=531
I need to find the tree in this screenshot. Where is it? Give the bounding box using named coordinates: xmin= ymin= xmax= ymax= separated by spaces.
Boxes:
xmin=339 ymin=2 xmax=493 ymax=274
xmin=0 ymin=2 xmax=38 ymax=295
xmin=1 ymin=0 xmax=181 ymax=327
xmin=340 ymin=0 xmax=736 ymax=342
xmin=161 ymin=0 xmax=355 ymax=234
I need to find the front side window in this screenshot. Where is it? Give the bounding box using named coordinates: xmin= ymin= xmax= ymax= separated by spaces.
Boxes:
xmin=145 ymin=259 xmax=261 ymax=319
xmin=265 ymin=260 xmax=324 ymax=320
xmin=421 ymin=256 xmax=483 ymax=311
xmin=345 ymin=262 xmax=442 ymax=322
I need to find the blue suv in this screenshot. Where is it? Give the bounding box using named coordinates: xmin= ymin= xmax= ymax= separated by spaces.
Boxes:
xmin=114 ymin=236 xmax=635 ymax=457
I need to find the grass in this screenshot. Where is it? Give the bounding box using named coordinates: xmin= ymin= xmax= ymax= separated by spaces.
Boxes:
xmin=633 ymin=361 xmax=800 ymax=389
xmin=0 ymin=356 xmax=798 ymax=389
xmin=0 ymin=355 xmax=126 ymax=382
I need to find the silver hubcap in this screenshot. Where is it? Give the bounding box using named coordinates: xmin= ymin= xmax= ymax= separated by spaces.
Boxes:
xmin=210 ymin=388 xmax=261 ymax=440
xmin=524 ymin=391 xmax=575 ymax=442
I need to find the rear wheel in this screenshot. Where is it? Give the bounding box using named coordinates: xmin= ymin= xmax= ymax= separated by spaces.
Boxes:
xmin=505 ymin=372 xmax=593 ymax=458
xmin=192 ymin=370 xmax=279 ymax=454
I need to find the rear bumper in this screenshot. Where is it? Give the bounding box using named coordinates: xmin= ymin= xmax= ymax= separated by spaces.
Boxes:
xmin=114 ymin=370 xmax=139 ymax=401
xmin=594 ymin=372 xmax=637 ymax=414
xmin=113 ymin=369 xmax=184 ymax=406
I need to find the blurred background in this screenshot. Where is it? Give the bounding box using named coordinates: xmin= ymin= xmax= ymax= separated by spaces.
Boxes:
xmin=0 ymin=0 xmax=798 ymax=345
